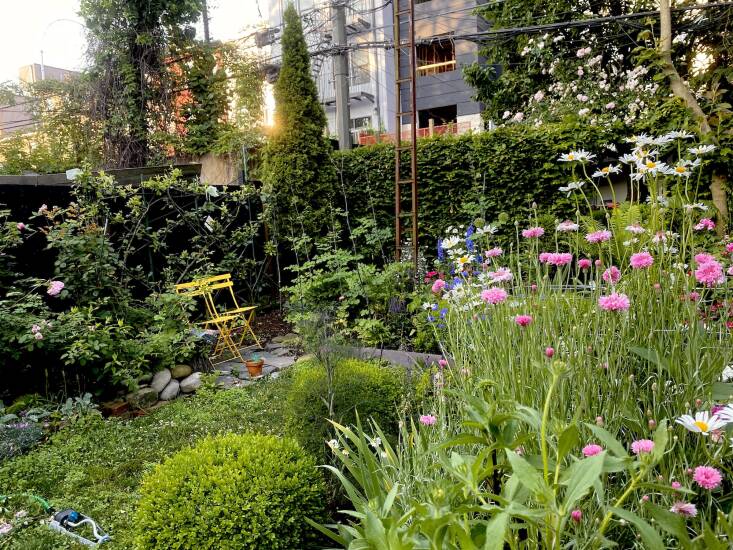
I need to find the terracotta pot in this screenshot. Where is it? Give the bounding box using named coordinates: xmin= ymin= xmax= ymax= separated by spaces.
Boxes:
xmin=245 ymin=359 xmax=264 ymax=377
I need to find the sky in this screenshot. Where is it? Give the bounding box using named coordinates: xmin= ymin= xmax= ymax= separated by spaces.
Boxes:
xmin=0 ymin=0 xmax=265 ymax=84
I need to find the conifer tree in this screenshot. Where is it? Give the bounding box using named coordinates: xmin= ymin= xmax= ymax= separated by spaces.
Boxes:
xmin=262 ymin=3 xmax=337 ymax=257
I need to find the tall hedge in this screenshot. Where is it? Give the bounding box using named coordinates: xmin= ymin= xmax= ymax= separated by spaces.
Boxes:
xmin=333 ymin=122 xmax=628 ymax=254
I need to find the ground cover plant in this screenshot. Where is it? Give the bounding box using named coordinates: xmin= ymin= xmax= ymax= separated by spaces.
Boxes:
xmin=317 ymin=131 xmax=733 ymax=548
xmin=0 ymin=382 xmax=289 ymax=549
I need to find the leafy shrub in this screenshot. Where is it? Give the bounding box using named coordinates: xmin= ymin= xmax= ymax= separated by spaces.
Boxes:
xmin=134 ymin=432 xmax=326 ymax=550
xmin=285 ymin=358 xmax=405 ymax=457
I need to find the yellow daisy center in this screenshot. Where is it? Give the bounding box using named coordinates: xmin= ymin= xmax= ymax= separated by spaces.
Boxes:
xmin=694 ymin=420 xmax=709 ymax=432
xmin=646 ymin=161 xmax=657 ymax=169
xmin=601 ymin=167 xmax=610 ymax=173
xmin=675 ymin=166 xmax=686 ymax=173
xmin=568 ymin=154 xmax=575 ymax=160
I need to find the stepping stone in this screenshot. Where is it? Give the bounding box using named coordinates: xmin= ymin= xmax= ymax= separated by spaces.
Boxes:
xmin=216 ymin=375 xmax=238 ymax=388
xmin=271 ymin=347 xmax=293 ymax=357
xmin=265 ymin=342 xmax=286 ymax=350
xmin=264 ymin=356 xmax=295 ymax=369
xmin=270 ymin=371 xmax=280 ymax=380
xmin=262 ymin=365 xmax=278 ymax=376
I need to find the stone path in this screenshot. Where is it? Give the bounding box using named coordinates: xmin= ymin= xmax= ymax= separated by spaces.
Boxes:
xmin=215 ymin=334 xmax=299 ymax=389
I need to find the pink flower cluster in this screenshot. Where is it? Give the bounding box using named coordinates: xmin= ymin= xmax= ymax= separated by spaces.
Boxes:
xmin=631 ymin=439 xmax=654 ymax=455
xmin=694 ymin=218 xmax=716 ymax=231
xmin=598 ymin=292 xmax=630 ymax=312
xmin=481 ymin=287 xmax=508 ymax=305
xmin=582 ymin=443 xmax=603 ymax=457
xmin=419 ymin=414 xmax=437 ymax=426
xmin=693 ymin=254 xmax=725 ymax=287
xmin=431 ymin=279 xmax=446 ymax=293
xmin=630 ymin=251 xmax=654 ymax=269
xmin=522 ymin=226 xmax=545 ymax=239
xmin=514 ymin=315 xmax=533 ymax=327
xmin=47 ymin=281 xmax=65 ymax=297
xmin=693 ymin=466 xmax=722 ymax=490
xmin=539 ymin=252 xmax=573 ymax=266
xmin=602 ymin=266 xmax=621 ymax=284
xmin=488 ymin=268 xmax=513 ymax=283
xmin=578 ymin=258 xmax=592 ymax=270
xmin=586 ymin=230 xmax=612 ymax=244
xmin=485 ymin=247 xmax=503 ymax=258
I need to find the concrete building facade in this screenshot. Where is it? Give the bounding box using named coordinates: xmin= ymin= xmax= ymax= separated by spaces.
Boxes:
xmin=258 ymin=0 xmax=485 ymax=145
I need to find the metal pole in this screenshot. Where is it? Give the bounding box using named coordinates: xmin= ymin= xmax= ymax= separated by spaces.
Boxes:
xmin=408 ymin=0 xmax=418 ymax=273
xmin=333 ymin=0 xmax=351 ymax=150
xmin=202 ymin=0 xmax=211 ymax=43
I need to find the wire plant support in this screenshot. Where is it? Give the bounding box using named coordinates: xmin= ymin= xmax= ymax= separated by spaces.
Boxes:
xmin=393 ymin=0 xmax=418 ymax=273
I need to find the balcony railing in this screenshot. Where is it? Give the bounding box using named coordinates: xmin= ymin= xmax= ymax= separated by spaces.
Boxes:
xmin=357 ymin=121 xmax=472 ymax=145
xmin=416 ymin=60 xmax=456 ymax=76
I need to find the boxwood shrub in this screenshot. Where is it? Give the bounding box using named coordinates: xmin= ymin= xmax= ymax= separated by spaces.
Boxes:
xmin=285 ymin=358 xmax=405 ymax=457
xmin=134 ymin=433 xmax=326 ymax=549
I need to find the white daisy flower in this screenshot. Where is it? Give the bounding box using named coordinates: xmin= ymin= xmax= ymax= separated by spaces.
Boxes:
xmin=558 ymin=150 xmax=595 ymax=163
xmin=721 ymin=365 xmax=733 ymax=382
xmin=676 ymin=411 xmax=727 ymax=435
xmin=689 ymin=144 xmax=716 ymax=155
xmin=592 ymin=165 xmax=621 ymax=178
xmin=558 ymin=181 xmax=585 ymax=195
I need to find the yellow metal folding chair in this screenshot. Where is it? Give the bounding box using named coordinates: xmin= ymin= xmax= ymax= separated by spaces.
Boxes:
xmin=174 ymin=274 xmax=261 ymax=364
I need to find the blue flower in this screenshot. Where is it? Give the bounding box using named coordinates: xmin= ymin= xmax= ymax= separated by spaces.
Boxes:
xmin=466 ymin=225 xmax=475 ymax=252
xmin=440 ymin=308 xmax=448 ymax=318
xmin=431 ymin=303 xmax=439 ymax=311
xmin=437 ymin=238 xmax=444 ymax=261
xmin=427 ymin=314 xmax=435 ymax=323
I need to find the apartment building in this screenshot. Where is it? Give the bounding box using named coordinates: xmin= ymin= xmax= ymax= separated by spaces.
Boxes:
xmin=258 ymin=0 xmax=485 ymax=144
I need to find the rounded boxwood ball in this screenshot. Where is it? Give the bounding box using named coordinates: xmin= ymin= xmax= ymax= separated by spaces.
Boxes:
xmin=134 ymin=433 xmax=326 ymax=549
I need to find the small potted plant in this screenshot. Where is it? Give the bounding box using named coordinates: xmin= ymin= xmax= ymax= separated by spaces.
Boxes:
xmin=245 ymin=355 xmax=264 ymax=377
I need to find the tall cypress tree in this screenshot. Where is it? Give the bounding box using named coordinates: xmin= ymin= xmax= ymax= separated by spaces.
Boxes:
xmin=262 ymin=3 xmax=337 ymax=257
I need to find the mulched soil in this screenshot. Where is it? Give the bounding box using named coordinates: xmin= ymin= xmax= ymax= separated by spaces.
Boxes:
xmin=251 ymin=309 xmax=293 ymax=342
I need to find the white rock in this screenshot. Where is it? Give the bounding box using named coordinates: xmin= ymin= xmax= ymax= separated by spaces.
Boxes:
xmin=151 ymin=369 xmax=172 ymax=393
xmin=180 ymin=372 xmax=202 ymax=393
xmin=159 ymin=379 xmax=180 ymax=400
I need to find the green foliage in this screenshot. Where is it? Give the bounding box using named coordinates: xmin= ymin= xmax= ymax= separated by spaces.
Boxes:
xmin=334 ymin=123 xmax=625 ymax=254
xmin=261 ymin=3 xmax=337 ymax=256
xmin=0 ymin=423 xmax=44 ymax=460
xmin=285 ymin=358 xmax=405 ymax=458
xmin=134 ymin=432 xmax=327 ymax=549
xmin=285 ymin=252 xmax=415 ymax=348
xmin=0 ymin=383 xmax=289 ymax=549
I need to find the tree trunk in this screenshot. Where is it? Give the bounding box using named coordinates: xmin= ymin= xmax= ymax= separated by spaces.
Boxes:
xmin=659 ymin=0 xmax=728 ymax=232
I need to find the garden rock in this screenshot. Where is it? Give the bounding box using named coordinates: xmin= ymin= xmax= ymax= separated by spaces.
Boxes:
xmin=262 ymin=365 xmax=278 ymax=376
xmin=126 ymin=387 xmax=158 ymax=409
xmin=171 ymin=364 xmax=193 ymax=379
xmin=159 ymin=380 xmax=180 ymax=401
xmin=216 ymin=374 xmax=238 ymax=388
xmin=151 ymin=369 xmax=172 ymax=393
xmin=180 ymin=372 xmax=202 ymax=393
xmin=271 ymin=347 xmax=293 ymax=357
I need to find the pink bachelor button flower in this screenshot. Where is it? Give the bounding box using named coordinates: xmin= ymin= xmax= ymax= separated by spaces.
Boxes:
xmin=438 ymin=359 xmax=449 ymax=368
xmin=602 ymin=266 xmax=621 ymax=284
xmin=549 ymin=252 xmax=573 ymax=266
xmin=481 ymin=287 xmax=508 ymax=305
xmin=631 ymin=439 xmax=654 ymax=455
xmin=485 ymin=247 xmax=502 ymax=258
xmin=545 ymin=347 xmax=554 ymax=358
xmin=671 ymin=481 xmax=682 ymax=490
xmin=578 ymin=258 xmax=592 ymax=270
xmin=727 ymin=243 xmax=733 ymax=253
xmin=670 ymin=501 xmax=697 ymax=517
xmin=694 ymin=218 xmax=716 ymax=231
xmin=419 ymin=414 xmax=437 ymax=426
xmin=571 ymin=509 xmax=582 ymax=523
xmin=693 ymin=466 xmax=723 ymax=490
xmin=605 ymin=102 xmax=616 ymax=110
xmin=598 ymin=292 xmax=630 ymax=311
xmin=582 ymin=444 xmax=603 ymax=457
xmin=488 ymin=268 xmax=513 ymax=283
xmin=586 ymin=230 xmax=612 ymax=244
xmin=47 ymin=280 xmax=65 ymax=297
xmin=17 ymin=222 xmax=26 ymax=231
xmin=630 ymin=251 xmax=654 ymax=269
xmin=695 ymin=259 xmax=725 ymax=287
xmin=539 ymin=252 xmax=551 ymax=263
xmin=522 ymin=226 xmax=545 ymax=239
xmin=431 ymin=279 xmax=446 ymax=293
xmin=514 ymin=315 xmax=533 ymax=327
xmin=694 ymin=253 xmax=716 ymax=265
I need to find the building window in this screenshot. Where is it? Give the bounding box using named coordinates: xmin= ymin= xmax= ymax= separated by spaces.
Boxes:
xmin=416 ymin=40 xmax=455 ymax=76
xmin=418 ymin=105 xmax=457 ymax=129
xmin=350 ymin=116 xmax=372 ymax=131
xmin=350 ymin=50 xmax=370 ymax=85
